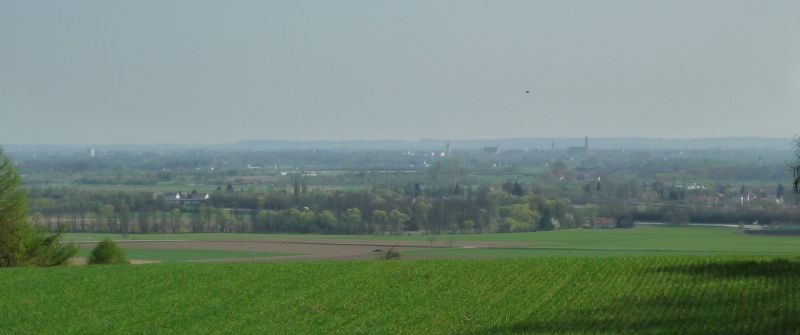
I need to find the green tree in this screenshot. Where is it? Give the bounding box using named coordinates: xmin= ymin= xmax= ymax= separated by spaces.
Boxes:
xmin=0 ymin=148 xmax=76 ymax=267
xmin=317 ymin=210 xmax=337 ymax=233
xmin=462 ymin=219 xmax=475 ymax=233
xmin=255 ymin=210 xmax=268 ymax=232
xmin=215 ymin=208 xmax=232 ymax=232
xmin=511 ymin=182 xmax=525 ymax=196
xmin=388 ymin=209 xmax=409 ymax=235
xmin=371 ymin=210 xmax=388 ymax=234
xmin=88 ymin=238 xmax=128 ymax=265
xmin=411 ymin=200 xmax=432 ymax=233
xmin=344 ymin=208 xmax=363 ymax=234
xmin=98 ymin=204 xmax=115 ymax=232
xmin=499 ymin=204 xmax=541 ymax=232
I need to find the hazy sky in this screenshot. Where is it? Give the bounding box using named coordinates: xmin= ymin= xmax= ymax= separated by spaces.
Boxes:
xmin=1 ymin=1 xmax=798 ymax=145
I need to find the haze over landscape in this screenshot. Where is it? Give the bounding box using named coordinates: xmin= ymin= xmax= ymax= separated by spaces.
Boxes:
xmin=3 ymin=2 xmax=800 ymax=334
xmin=2 ymin=0 xmax=799 ymax=145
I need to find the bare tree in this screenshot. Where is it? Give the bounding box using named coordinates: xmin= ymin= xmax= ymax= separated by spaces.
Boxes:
xmin=794 ymin=137 xmax=800 ymax=193
xmin=169 ymin=208 xmax=182 ymax=233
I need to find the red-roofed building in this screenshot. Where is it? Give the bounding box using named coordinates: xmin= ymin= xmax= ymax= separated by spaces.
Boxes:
xmin=592 ymin=217 xmax=616 ymax=229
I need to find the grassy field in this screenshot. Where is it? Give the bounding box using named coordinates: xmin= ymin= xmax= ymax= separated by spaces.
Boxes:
xmin=31 ymin=182 xmax=222 ymax=193
xmin=32 ymin=182 xmax=370 ymax=193
xmin=76 ymin=248 xmax=295 ymax=263
xmin=1 ymin=257 xmax=798 ymax=334
xmin=64 ymin=225 xmax=800 ymax=256
xmin=403 ymin=247 xmax=783 ymax=258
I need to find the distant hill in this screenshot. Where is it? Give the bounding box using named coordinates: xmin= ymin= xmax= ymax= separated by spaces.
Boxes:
xmin=3 ymin=137 xmax=794 ymax=153
xmin=227 ymin=137 xmax=795 ymax=151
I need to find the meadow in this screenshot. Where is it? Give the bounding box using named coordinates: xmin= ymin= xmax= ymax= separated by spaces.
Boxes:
xmin=1 ymin=257 xmax=798 ymax=334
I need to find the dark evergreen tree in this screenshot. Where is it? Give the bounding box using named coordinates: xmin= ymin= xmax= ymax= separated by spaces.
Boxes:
xmin=453 ymin=183 xmax=463 ymax=196
xmin=0 ymin=148 xmax=76 ymax=267
xmin=511 ymin=182 xmax=525 ymax=196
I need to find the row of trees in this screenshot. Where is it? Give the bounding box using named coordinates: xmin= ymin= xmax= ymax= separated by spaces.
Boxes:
xmin=600 ymin=202 xmax=800 ymax=227
xmin=25 ymin=164 xmax=800 ymax=235
xmin=28 ymin=184 xmax=581 ymax=235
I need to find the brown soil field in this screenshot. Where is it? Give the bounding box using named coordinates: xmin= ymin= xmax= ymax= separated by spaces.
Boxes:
xmin=76 ymin=240 xmax=439 ymax=263
xmin=68 ymin=257 xmax=161 ymax=265
xmin=73 ymin=238 xmax=531 ymax=263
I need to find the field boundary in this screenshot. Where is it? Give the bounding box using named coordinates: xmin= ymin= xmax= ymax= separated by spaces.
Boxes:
xmin=69 ymin=239 xmax=800 ymax=256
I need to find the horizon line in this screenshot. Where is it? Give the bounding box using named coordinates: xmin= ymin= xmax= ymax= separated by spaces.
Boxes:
xmin=2 ymin=136 xmax=796 ymax=148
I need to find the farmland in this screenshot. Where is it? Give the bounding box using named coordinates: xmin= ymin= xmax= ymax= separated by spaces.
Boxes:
xmin=75 ymin=248 xmax=295 ymax=263
xmin=62 ymin=226 xmax=800 ymax=263
xmin=17 ymin=143 xmax=800 ymax=240
xmin=2 ymin=257 xmax=799 ymax=334
xmin=4 ymin=2 xmax=800 ymax=333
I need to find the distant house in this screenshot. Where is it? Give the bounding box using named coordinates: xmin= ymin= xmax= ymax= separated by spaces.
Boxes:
xmin=749 ymin=186 xmax=777 ymax=203
xmin=162 ymin=190 xmax=210 ymax=206
xmin=592 ymin=217 xmax=616 ymax=229
xmin=691 ymin=195 xmax=720 ymax=206
xmin=482 ymin=146 xmax=499 ymax=155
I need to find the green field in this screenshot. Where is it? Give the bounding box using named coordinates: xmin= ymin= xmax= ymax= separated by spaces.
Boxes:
xmin=76 ymin=248 xmax=295 ymax=263
xmin=32 ymin=182 xmax=370 ymax=193
xmin=1 ymin=257 xmax=798 ymax=334
xmin=64 ymin=225 xmax=800 ymax=256
xmin=403 ymin=247 xmax=784 ymax=258
xmin=31 ymin=182 xmax=223 ymax=193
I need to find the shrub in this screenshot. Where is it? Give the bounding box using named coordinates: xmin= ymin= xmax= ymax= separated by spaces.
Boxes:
xmin=24 ymin=228 xmax=79 ymax=266
xmin=88 ymin=239 xmax=128 ymax=265
xmin=382 ymin=247 xmax=400 ymax=260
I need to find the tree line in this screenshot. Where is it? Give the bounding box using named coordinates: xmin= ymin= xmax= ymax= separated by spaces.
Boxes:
xmin=26 ymin=183 xmax=582 ymax=235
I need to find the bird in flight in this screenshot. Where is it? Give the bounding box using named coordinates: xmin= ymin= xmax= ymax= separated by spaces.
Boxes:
xmin=525 ymin=90 xmax=531 ymax=93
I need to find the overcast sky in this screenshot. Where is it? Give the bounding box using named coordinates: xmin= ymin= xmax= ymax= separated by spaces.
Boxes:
xmin=1 ymin=1 xmax=798 ymax=145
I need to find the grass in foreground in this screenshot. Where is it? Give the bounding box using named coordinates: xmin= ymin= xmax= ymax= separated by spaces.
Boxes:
xmin=76 ymin=248 xmax=295 ymax=263
xmin=1 ymin=257 xmax=799 ymax=334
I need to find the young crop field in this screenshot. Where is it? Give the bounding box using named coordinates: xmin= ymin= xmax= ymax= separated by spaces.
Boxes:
xmin=1 ymin=257 xmax=798 ymax=334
